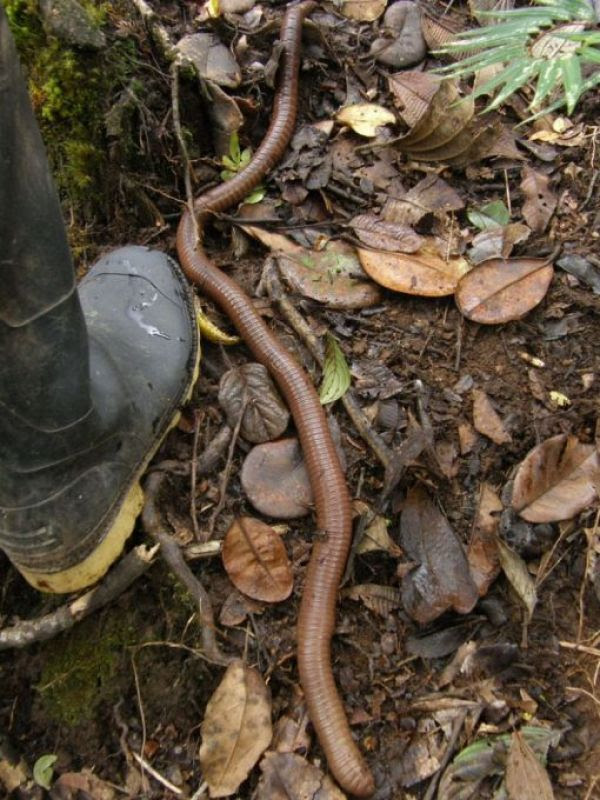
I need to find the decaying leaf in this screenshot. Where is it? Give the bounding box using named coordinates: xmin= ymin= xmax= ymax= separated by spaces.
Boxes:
xmin=468 ymin=223 xmax=531 ymax=265
xmin=467 ymin=200 xmax=510 ymax=231
xmin=257 ymin=752 xmax=345 ymax=800
xmin=439 ymin=726 xmax=561 ymax=799
xmin=338 ymin=0 xmax=386 ymax=21
xmin=49 ymin=770 xmax=116 ymax=800
xmin=511 ymin=434 xmax=600 ymax=523
xmin=219 ymin=589 xmax=264 ymax=627
xmin=497 ymin=538 xmax=537 ymax=619
xmin=197 ymin=308 xmax=240 ymax=345
xmin=319 ymin=334 xmax=351 ymax=405
xmin=200 ymin=660 xmax=272 ymax=797
xmin=400 ymin=486 xmax=479 ymax=623
xmin=359 ymin=237 xmax=470 ymax=297
xmin=468 ymin=483 xmax=502 ymax=595
xmin=345 ymin=583 xmax=402 ymax=616
xmin=472 ymin=388 xmax=511 ymax=446
xmin=222 ymin=517 xmax=293 ymax=602
xmin=349 ymin=213 xmax=423 ymax=253
xmin=506 ymin=731 xmax=555 ymax=800
xmin=336 ymin=103 xmax=396 ymax=137
xmin=520 ymin=166 xmax=557 ymax=234
xmin=455 ymin=257 xmax=554 ymax=324
xmin=242 ymin=225 xmax=381 ymax=309
xmin=219 ymin=363 xmax=290 ymax=444
xmin=383 ymin=175 xmax=464 ymax=227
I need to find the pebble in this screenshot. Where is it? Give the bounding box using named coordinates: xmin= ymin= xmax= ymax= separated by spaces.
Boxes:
xmin=370 ymin=1 xmax=426 ymax=68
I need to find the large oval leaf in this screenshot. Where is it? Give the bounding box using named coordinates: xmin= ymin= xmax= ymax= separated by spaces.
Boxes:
xmin=222 ymin=517 xmax=293 ymax=602
xmin=219 ymin=363 xmax=290 ymax=444
xmin=359 ymin=239 xmax=470 ymax=296
xmin=511 ymin=434 xmax=600 ymax=523
xmin=455 ymin=257 xmax=553 ymax=324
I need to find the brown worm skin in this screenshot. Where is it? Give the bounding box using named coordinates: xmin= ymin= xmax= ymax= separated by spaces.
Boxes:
xmin=176 ymin=2 xmax=375 ymax=796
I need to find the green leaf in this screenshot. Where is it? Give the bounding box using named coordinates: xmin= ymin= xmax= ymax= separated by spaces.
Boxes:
xmin=319 ymin=334 xmax=351 ymax=405
xmin=33 ymin=754 xmax=57 ymax=790
xmin=221 ymin=154 xmax=238 ymax=171
xmin=220 ymin=168 xmax=235 ymax=181
xmin=239 ymin=147 xmax=252 ymax=167
xmin=228 ymin=131 xmax=240 ymax=164
xmin=559 ymin=53 xmax=583 ymax=112
xmin=471 ymin=57 xmax=532 ymax=99
xmin=467 ymin=200 xmax=510 ymax=231
xmin=530 ymin=58 xmax=561 ymax=107
xmin=485 ymin=61 xmax=540 ymax=111
xmin=244 ymin=186 xmax=266 ymax=204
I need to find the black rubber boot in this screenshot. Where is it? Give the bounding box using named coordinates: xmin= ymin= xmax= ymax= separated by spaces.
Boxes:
xmin=0 ymin=5 xmax=199 ymax=592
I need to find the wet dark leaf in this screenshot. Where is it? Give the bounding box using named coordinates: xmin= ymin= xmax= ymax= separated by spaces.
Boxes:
xmin=455 ymin=257 xmax=554 ymax=324
xmin=400 ymin=486 xmax=479 ymax=623
xmin=511 ymin=434 xmax=600 ymax=523
xmin=222 ymin=517 xmax=293 ymax=602
xmin=219 ymin=363 xmax=290 ymax=444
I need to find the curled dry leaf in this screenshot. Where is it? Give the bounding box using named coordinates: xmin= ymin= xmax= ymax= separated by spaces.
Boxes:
xmin=506 ymin=731 xmax=555 ymax=800
xmin=520 ymin=166 xmax=557 ymax=234
xmin=336 ymin=103 xmax=396 ymax=137
xmin=222 ymin=517 xmax=293 ymax=602
xmin=242 ymin=225 xmax=381 ymax=309
xmin=400 ymin=486 xmax=479 ymax=623
xmin=497 ymin=539 xmax=537 ymax=619
xmin=455 ymin=257 xmax=554 ymax=324
xmin=338 ymin=0 xmax=387 ymax=21
xmin=353 ymin=500 xmax=401 ymax=556
xmin=359 ymin=237 xmax=470 ymax=297
xmin=511 ymin=434 xmax=600 ymax=523
xmin=349 ymin=213 xmax=423 ymax=253
xmin=257 ymin=752 xmax=346 ymax=800
xmin=383 ymin=175 xmax=464 ymax=227
xmin=467 ymin=483 xmax=502 ymax=595
xmin=472 ymin=389 xmax=511 ymax=446
xmin=241 ymin=437 xmax=312 ymax=519
xmin=219 ymin=363 xmax=290 ymax=444
xmin=345 ymin=583 xmax=403 ymax=617
xmin=200 ymin=660 xmax=272 ymax=798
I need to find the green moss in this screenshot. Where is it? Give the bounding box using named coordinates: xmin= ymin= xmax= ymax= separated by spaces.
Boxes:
xmin=4 ymin=0 xmax=137 ymax=222
xmin=37 ymin=613 xmax=137 ymax=726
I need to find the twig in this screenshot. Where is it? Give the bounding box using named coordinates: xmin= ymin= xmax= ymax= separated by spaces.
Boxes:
xmin=190 ymin=409 xmax=203 ymax=538
xmin=130 ymin=0 xmax=176 ymax=60
xmin=131 ymin=751 xmax=183 ymax=796
xmin=206 ymin=399 xmax=247 ymax=540
xmin=142 ymin=472 xmax=230 ymax=665
xmin=170 ymin=60 xmax=200 ymax=244
xmin=0 ymin=545 xmax=157 ymax=650
xmin=130 ymin=653 xmax=149 ymax=791
xmin=263 ymin=258 xmax=393 ymax=469
xmin=560 ymin=640 xmax=600 ymax=658
xmin=423 ymin=708 xmax=470 ymax=800
xmin=153 ymin=423 xmax=233 ymax=476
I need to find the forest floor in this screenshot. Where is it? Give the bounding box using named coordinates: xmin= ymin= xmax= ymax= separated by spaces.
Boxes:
xmin=1 ymin=1 xmax=600 ymax=798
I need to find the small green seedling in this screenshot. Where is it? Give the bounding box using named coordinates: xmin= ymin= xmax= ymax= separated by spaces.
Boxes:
xmin=221 ymin=132 xmax=266 ymax=204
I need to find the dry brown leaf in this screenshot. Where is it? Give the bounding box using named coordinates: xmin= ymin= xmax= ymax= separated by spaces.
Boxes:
xmin=338 ymin=0 xmax=387 ymax=21
xmin=455 ymin=257 xmax=554 ymax=324
xmin=389 ymin=70 xmax=441 ymax=130
xmin=497 ymin=539 xmax=537 ymax=619
xmin=468 ymin=483 xmax=502 ymax=595
xmin=222 ymin=517 xmax=293 ymax=602
xmin=403 ymin=95 xmax=474 ymax=154
xmin=506 ymin=731 xmax=555 ymax=800
xmin=420 ymin=9 xmax=463 ymax=50
xmin=469 ymin=223 xmax=531 ymax=265
xmin=219 ymin=589 xmax=264 ymax=627
xmin=345 ymin=583 xmax=402 ymax=616
xmin=359 ymin=237 xmax=470 ymax=297
xmin=520 ymin=166 xmax=557 ymax=234
xmin=472 ymin=388 xmax=511 ymax=445
xmin=354 ymin=500 xmax=401 ymax=555
xmin=50 ymin=771 xmax=116 ymax=800
xmin=243 ymin=226 xmax=381 ymax=309
xmin=511 ymin=434 xmax=600 ymax=523
xmin=200 ymin=660 xmax=272 ymax=797
xmin=384 ymin=175 xmax=464 ymax=226
xmin=458 ymin=421 xmax=478 ymax=454
xmin=349 ymin=213 xmax=423 ymax=253
xmin=336 ymin=103 xmax=396 ymax=137
xmin=219 ymin=363 xmax=289 ymax=444
xmin=257 ymin=752 xmax=345 ymax=800
xmin=400 ymin=486 xmax=479 ymax=623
